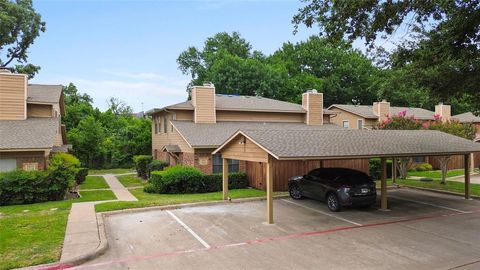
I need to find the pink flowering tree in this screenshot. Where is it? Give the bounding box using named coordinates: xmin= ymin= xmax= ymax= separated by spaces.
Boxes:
xmin=377 ymin=110 xmax=476 ymax=183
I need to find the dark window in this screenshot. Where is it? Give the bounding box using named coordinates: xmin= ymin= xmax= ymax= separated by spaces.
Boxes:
xmin=212 ymin=153 xmax=239 ymax=174
xmin=163 ymin=115 xmax=168 ymax=133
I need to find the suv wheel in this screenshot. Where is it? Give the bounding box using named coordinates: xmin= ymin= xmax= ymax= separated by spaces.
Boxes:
xmin=289 ymin=184 xmax=302 ymax=200
xmin=326 ymin=193 xmax=341 ymax=212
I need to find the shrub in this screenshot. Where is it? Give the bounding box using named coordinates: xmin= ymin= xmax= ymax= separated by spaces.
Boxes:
xmin=147 ymin=160 xmax=168 ymax=178
xmin=369 ymin=158 xmax=393 ymax=180
xmin=415 ymin=163 xmax=433 ymax=172
xmin=145 ymin=166 xmax=248 ymax=194
xmin=0 ymin=170 xmax=67 ymax=205
xmin=48 ymin=153 xmax=81 ymax=189
xmin=133 ymin=155 xmax=153 ymax=179
xmin=0 ymin=153 xmax=82 ymax=205
xmin=75 ymin=168 xmax=89 ymax=185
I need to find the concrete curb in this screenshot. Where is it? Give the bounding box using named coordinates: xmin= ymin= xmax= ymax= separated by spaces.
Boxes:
xmin=100 ymin=194 xmax=290 ymax=217
xmin=15 ymin=213 xmax=108 ymax=270
xmin=400 ymin=185 xmax=480 ymax=200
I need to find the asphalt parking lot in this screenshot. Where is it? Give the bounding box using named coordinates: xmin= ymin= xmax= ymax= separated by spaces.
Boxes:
xmin=77 ymin=188 xmax=480 ymax=270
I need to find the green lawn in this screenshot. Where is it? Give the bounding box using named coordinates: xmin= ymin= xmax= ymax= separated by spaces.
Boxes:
xmin=117 ymin=174 xmax=147 ymax=187
xmin=407 ymin=169 xmax=466 ymax=179
xmin=95 ymin=188 xmax=282 ymax=212
xmin=88 ymin=168 xmax=134 ymax=175
xmin=79 ymin=175 xmax=109 ymax=190
xmin=0 ymin=190 xmax=117 ymax=270
xmin=78 ymin=190 xmax=117 ymax=201
xmin=398 ymin=178 xmax=480 ymax=196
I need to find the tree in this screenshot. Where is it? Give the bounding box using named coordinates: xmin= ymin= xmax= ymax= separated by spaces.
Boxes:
xmin=0 ymin=0 xmax=46 ymax=78
xmin=62 ymin=83 xmax=95 ymax=131
xmin=377 ymin=109 xmax=476 ymax=182
xmin=106 ymin=97 xmax=133 ymax=116
xmin=269 ymin=36 xmax=380 ymax=105
xmin=68 ymin=116 xmax=105 ymax=168
xmin=292 ymin=0 xmax=480 ymax=112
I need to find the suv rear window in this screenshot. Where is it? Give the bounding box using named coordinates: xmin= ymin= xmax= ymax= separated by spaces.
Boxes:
xmin=339 ymin=173 xmax=371 ymax=184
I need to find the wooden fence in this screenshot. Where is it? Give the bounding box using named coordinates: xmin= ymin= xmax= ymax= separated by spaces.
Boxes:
xmin=245 ymin=158 xmax=370 ymax=191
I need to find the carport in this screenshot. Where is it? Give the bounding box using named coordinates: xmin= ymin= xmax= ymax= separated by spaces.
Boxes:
xmin=213 ymin=129 xmax=480 ymax=224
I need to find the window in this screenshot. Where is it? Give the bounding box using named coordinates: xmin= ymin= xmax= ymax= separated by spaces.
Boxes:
xmin=154 ymin=116 xmax=161 ymax=134
xmin=163 ymin=115 xmax=168 ymax=133
xmin=212 ymin=153 xmax=239 ymax=174
xmin=170 ymin=113 xmax=176 ymax=132
xmin=342 ymin=120 xmax=350 ymax=129
xmin=357 ymin=119 xmax=364 ymax=130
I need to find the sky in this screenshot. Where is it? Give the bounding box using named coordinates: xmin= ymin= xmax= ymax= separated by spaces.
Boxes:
xmin=26 ymin=0 xmax=390 ymax=112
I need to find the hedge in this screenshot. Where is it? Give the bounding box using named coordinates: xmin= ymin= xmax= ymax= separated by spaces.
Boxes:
xmin=133 ymin=155 xmax=153 ymax=179
xmin=0 ymin=153 xmax=81 ymax=205
xmin=146 ymin=160 xmax=168 ymax=178
xmin=75 ymin=168 xmax=89 ymax=185
xmin=145 ymin=166 xmax=248 ymax=194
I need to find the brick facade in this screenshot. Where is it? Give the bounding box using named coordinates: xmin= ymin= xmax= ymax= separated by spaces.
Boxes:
xmin=0 ymin=151 xmax=47 ymax=170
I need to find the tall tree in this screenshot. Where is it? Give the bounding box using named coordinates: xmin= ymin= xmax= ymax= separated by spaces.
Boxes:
xmin=269 ymin=36 xmax=380 ymax=105
xmin=293 ymin=0 xmax=480 ymax=112
xmin=62 ymin=83 xmax=95 ymax=131
xmin=0 ymin=0 xmax=46 ymax=78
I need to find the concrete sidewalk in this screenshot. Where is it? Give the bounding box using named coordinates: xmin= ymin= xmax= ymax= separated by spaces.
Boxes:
xmin=60 ymin=174 xmax=137 ymax=264
xmin=60 ymin=202 xmax=102 ymax=262
xmin=103 ymin=174 xmax=138 ymax=201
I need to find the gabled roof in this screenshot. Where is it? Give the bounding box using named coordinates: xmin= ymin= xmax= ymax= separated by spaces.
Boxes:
xmin=328 ymin=104 xmax=436 ymax=120
xmin=0 ymin=118 xmax=59 ymax=150
xmin=171 ymin=121 xmax=341 ymax=148
xmin=214 ymin=129 xmax=480 ymax=160
xmin=453 ymin=112 xmax=480 ymax=123
xmin=148 ymin=94 xmax=336 ymax=115
xmin=27 ymin=84 xmax=63 ymax=104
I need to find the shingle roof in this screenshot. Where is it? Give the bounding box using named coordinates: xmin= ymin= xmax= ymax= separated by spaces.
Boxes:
xmin=27 ymin=84 xmax=63 ymax=104
xmin=329 ymin=104 xmax=436 ymax=120
xmin=171 ymin=121 xmax=341 ymax=148
xmin=162 ymin=145 xmax=181 ymax=153
xmin=219 ymin=129 xmax=480 ymax=160
xmin=0 ymin=118 xmax=59 ymax=150
xmin=149 ymin=95 xmax=335 ymax=115
xmin=453 ymin=112 xmax=480 ymax=123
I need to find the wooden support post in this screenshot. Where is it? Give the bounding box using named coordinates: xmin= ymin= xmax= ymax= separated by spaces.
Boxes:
xmin=392 ymin=157 xmax=397 ymax=185
xmin=471 ymin=153 xmax=475 ymax=173
xmin=465 ymin=154 xmax=471 ymax=200
xmin=222 ymin=158 xmax=229 ymax=200
xmin=380 ymin=157 xmax=388 ymax=210
xmin=266 ymin=156 xmax=274 ymax=224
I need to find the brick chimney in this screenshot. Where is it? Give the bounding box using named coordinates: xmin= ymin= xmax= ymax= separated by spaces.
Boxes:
xmin=192 ymin=83 xmax=216 ymax=123
xmin=302 ymin=89 xmax=323 ymax=125
xmin=373 ymin=99 xmax=390 ymax=122
xmin=435 ymin=103 xmax=451 ymax=122
xmin=0 ymin=69 xmax=27 ymax=120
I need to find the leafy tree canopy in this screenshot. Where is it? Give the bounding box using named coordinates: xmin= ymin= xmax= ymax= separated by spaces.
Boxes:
xmin=293 ymin=0 xmax=480 ymax=112
xmin=178 ymin=32 xmax=382 ymax=106
xmin=0 ymin=0 xmax=45 ymax=78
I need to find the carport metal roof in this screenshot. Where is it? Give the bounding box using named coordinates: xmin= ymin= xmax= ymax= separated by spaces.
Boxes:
xmin=213 ymin=129 xmax=480 ymax=160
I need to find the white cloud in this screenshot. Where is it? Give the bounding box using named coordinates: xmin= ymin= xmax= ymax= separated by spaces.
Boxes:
xmin=31 ymin=72 xmax=190 ymax=112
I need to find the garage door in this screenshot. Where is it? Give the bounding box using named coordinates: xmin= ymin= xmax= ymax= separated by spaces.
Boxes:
xmin=0 ymin=159 xmax=17 ymax=172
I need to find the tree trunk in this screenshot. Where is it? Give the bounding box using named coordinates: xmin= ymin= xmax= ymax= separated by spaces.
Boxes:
xmin=396 ymin=158 xmax=412 ymax=179
xmin=437 ymin=156 xmax=451 ymax=185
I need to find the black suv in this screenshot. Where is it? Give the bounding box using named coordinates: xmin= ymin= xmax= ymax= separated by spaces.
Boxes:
xmin=288 ymin=167 xmax=376 ymax=212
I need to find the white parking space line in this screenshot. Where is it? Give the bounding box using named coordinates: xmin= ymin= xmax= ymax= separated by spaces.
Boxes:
xmin=390 ymin=195 xmax=471 ymax=213
xmin=166 ymin=210 xmax=211 ymax=248
xmin=282 ymin=199 xmax=362 ymax=226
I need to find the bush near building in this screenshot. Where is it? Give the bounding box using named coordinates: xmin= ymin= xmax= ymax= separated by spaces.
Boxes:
xmin=133 ymin=155 xmax=153 ymax=179
xmin=145 ymin=165 xmax=248 ymax=194
xmin=0 ymin=153 xmax=83 ymax=205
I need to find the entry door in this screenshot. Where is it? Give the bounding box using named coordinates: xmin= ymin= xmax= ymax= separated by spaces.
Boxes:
xmin=0 ymin=159 xmax=17 ymax=172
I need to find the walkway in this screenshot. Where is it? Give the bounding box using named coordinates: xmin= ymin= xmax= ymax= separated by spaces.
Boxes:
xmin=103 ymin=174 xmax=138 ymax=201
xmin=60 ymin=174 xmax=137 ymax=262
